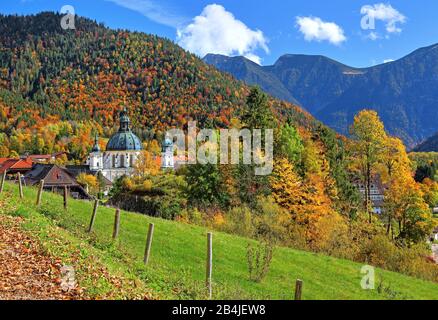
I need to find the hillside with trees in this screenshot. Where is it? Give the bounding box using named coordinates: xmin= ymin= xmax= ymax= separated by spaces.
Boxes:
xmin=0 ymin=12 xmax=311 ymax=160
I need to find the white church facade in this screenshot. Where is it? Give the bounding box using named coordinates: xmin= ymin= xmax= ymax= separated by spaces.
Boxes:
xmin=87 ymin=108 xmax=175 ymax=182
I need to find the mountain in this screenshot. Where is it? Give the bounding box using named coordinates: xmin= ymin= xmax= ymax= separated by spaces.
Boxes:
xmin=203 ymin=54 xmax=299 ymax=105
xmin=413 ymin=132 xmax=438 ymax=152
xmin=204 ymin=45 xmax=438 ymax=148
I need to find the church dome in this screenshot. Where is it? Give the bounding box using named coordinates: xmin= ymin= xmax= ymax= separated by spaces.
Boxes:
xmin=106 ymin=132 xmax=142 ymax=151
xmin=106 ymin=108 xmax=143 ymax=151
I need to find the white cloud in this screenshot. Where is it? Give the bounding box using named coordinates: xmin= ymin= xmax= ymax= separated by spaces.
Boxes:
xmin=243 ymin=53 xmax=263 ymax=65
xmin=366 ymin=31 xmax=380 ymax=41
xmin=361 ymin=3 xmax=406 ymax=34
xmin=383 ymin=59 xmax=394 ymax=63
xmin=106 ymin=0 xmax=185 ymax=28
xmin=177 ymin=4 xmax=268 ymax=65
xmin=296 ymin=16 xmax=346 ymax=45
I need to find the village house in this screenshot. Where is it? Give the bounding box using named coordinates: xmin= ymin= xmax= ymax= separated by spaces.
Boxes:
xmin=24 ymin=163 xmax=90 ymax=199
xmin=0 ymin=158 xmax=33 ymax=176
xmin=353 ymin=177 xmax=385 ymax=214
xmin=21 ymin=152 xmax=68 ymax=163
xmin=431 ymin=227 xmax=438 ymax=242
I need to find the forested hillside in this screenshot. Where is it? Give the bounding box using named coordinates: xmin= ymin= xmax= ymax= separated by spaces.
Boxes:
xmin=0 ymin=12 xmax=311 ymax=160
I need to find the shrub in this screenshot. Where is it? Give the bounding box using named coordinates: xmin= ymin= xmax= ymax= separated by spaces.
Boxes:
xmin=222 ymin=206 xmax=254 ymax=238
xmin=246 ymin=240 xmax=274 ymax=283
xmin=252 ymin=196 xmax=289 ymax=244
xmin=358 ymin=235 xmax=438 ymax=282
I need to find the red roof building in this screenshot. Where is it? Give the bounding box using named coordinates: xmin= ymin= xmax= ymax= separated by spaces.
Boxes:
xmin=0 ymin=158 xmax=33 ymax=175
xmin=25 ymin=152 xmax=68 ymax=163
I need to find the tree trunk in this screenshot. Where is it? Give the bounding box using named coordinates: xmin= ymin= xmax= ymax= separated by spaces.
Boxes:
xmin=386 ymin=215 xmax=391 ymax=235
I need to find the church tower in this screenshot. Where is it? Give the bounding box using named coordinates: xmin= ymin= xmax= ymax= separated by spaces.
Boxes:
xmin=161 ymin=138 xmax=174 ymax=169
xmin=89 ymin=134 xmax=103 ymax=171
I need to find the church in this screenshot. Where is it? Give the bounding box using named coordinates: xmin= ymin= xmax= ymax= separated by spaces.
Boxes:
xmin=87 ymin=108 xmax=175 ymax=182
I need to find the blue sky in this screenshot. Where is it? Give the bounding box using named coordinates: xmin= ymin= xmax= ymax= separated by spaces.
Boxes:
xmin=2 ymin=0 xmax=438 ymax=67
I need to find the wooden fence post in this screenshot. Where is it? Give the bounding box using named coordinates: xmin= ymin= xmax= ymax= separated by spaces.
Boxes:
xmin=63 ymin=186 xmax=68 ymax=210
xmin=143 ymin=223 xmax=155 ymax=265
xmin=36 ymin=180 xmax=44 ymax=206
xmin=206 ymin=232 xmax=213 ymax=299
xmin=0 ymin=170 xmax=6 ymax=194
xmin=18 ymin=173 xmax=23 ymax=199
xmin=88 ymin=200 xmax=99 ymax=233
xmin=113 ymin=208 xmax=121 ymax=239
xmin=295 ymin=279 xmax=303 ymax=300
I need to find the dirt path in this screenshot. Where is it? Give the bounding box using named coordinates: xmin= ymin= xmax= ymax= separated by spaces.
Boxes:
xmin=0 ymin=215 xmax=83 ymax=300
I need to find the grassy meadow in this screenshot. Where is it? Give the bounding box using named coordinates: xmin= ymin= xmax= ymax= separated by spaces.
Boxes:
xmin=1 ymin=181 xmax=438 ymax=300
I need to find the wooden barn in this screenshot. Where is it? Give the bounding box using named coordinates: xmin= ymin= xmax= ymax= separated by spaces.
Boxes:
xmin=24 ymin=164 xmax=90 ymax=199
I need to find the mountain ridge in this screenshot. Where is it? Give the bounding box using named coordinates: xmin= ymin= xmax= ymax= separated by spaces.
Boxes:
xmin=413 ymin=131 xmax=438 ymax=152
xmin=204 ymin=43 xmax=438 ymax=147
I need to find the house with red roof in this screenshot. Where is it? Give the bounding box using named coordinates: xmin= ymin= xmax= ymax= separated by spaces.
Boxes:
xmin=24 ymin=152 xmax=68 ymax=163
xmin=0 ymin=158 xmax=33 ymax=175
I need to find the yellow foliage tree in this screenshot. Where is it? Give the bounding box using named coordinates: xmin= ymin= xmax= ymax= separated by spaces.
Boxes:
xmin=270 ymin=157 xmax=335 ymax=246
xmin=133 ymin=150 xmax=160 ymax=178
xmin=77 ymin=173 xmax=98 ymax=195
xmin=349 ymin=110 xmax=387 ymax=221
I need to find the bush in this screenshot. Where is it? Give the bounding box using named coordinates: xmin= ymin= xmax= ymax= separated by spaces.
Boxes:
xmin=252 ymin=196 xmax=289 ymax=244
xmin=246 ymin=240 xmax=274 ymax=283
xmin=176 ymin=208 xmax=203 ymax=225
xmin=312 ymin=214 xmax=359 ymax=259
xmin=108 ymin=173 xmax=187 ymax=220
xmin=221 ymin=206 xmax=254 ymax=238
xmin=358 ymin=235 xmax=438 ymax=282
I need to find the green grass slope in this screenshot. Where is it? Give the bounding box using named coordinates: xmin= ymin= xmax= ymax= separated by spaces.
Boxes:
xmin=1 ymin=182 xmax=438 ymax=300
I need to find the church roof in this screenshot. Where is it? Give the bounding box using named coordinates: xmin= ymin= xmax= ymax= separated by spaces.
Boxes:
xmin=106 ymin=108 xmax=143 ymax=151
xmin=162 ymin=138 xmax=173 ymax=152
xmin=91 ymin=134 xmax=101 ymax=152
